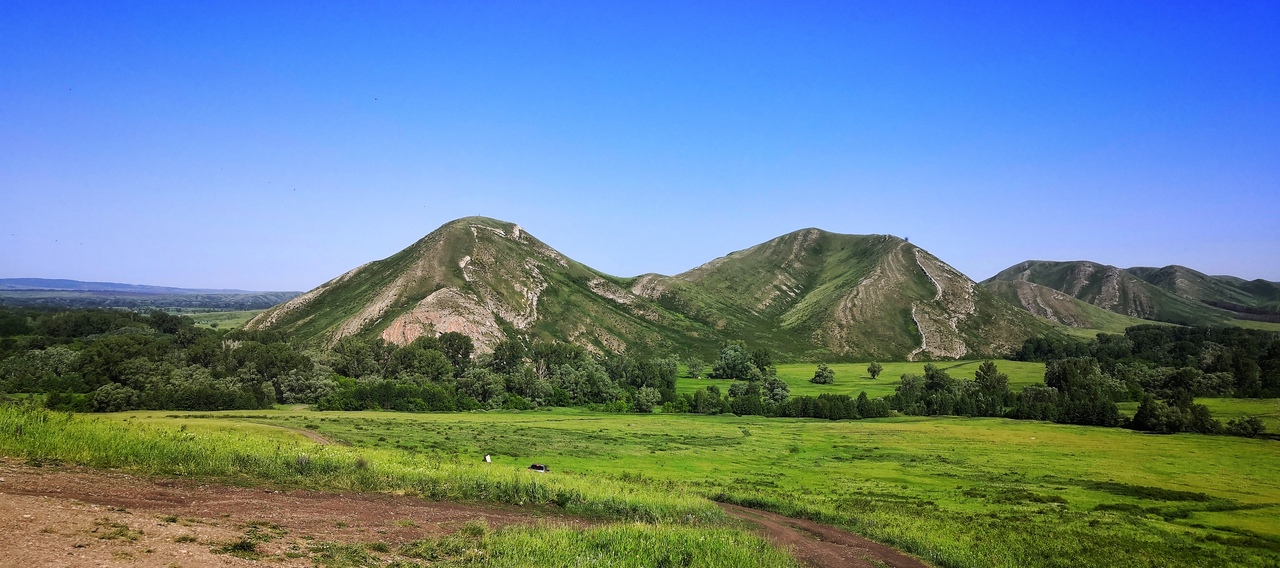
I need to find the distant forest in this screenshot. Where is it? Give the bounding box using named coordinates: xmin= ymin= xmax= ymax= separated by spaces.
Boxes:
xmin=0 ymin=307 xmax=1275 ymax=439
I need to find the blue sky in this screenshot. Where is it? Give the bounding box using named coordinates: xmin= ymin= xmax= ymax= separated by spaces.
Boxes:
xmin=2 ymin=1 xmax=1277 ymax=290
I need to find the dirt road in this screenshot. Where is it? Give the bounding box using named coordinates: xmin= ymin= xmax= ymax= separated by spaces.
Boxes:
xmin=0 ymin=457 xmax=928 ymax=567
xmin=721 ymin=502 xmax=932 ymax=568
xmin=0 ymin=458 xmax=584 ymax=567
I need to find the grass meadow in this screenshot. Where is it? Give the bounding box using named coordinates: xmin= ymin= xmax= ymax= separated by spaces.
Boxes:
xmin=1118 ymin=398 xmax=1280 ymax=433
xmin=5 ymin=352 xmax=1280 ymax=568
xmin=88 ymin=403 xmax=1280 ymax=568
xmin=0 ymin=403 xmax=797 ymax=567
xmin=1230 ymin=319 xmax=1280 ymax=332
xmin=185 ymin=309 xmax=264 ymax=329
xmin=679 ymin=359 xmax=1047 ymax=398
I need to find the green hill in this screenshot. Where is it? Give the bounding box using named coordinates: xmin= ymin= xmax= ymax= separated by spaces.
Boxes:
xmin=247 ymin=217 xmax=716 ymax=356
xmin=982 ymin=279 xmax=1153 ymax=334
xmin=982 ymin=260 xmax=1279 ymax=327
xmin=248 ymin=217 xmax=1054 ymax=360
xmin=1126 ymin=265 xmax=1280 ymax=321
xmin=641 ymin=228 xmax=1053 ymax=360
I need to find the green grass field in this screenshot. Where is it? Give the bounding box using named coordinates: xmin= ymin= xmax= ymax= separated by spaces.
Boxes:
xmin=81 ymin=405 xmax=1280 ymax=568
xmin=1231 ymin=319 xmax=1280 ymax=332
xmin=680 ymin=359 xmax=1047 ymax=398
xmin=184 ymin=309 xmax=264 ymax=329
xmin=0 ymin=403 xmax=796 ymax=567
xmin=1198 ymin=398 xmax=1280 ymax=432
xmin=1118 ymin=398 xmax=1280 ymax=433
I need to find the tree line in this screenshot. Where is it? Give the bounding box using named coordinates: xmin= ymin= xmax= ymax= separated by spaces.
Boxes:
xmin=0 ymin=307 xmax=681 ymax=415
xmin=1 ymin=307 xmax=327 ymax=412
xmin=1011 ymin=325 xmax=1278 ymax=435
xmin=1014 ymin=325 xmax=1280 ymax=398
xmin=678 ymin=340 xmax=1266 ymax=437
xmin=313 ymin=334 xmax=679 ymax=413
xmin=0 ymin=308 xmax=1270 ymax=437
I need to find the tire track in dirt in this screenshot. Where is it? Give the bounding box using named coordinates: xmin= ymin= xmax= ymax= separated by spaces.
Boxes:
xmin=721 ymin=503 xmax=932 ymax=568
xmin=0 ymin=452 xmax=933 ymax=568
xmin=241 ymin=421 xmax=340 ymax=446
xmin=220 ymin=426 xmax=933 ymax=567
xmin=0 ymin=458 xmax=589 ymax=567
xmin=284 ymin=425 xmax=338 ymax=446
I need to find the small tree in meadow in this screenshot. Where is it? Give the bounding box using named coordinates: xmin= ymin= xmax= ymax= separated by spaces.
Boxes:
xmin=684 ymin=356 xmax=706 ymax=379
xmin=868 ymin=362 xmax=883 ymax=380
xmin=810 ymin=363 xmax=835 ymax=384
xmin=710 ymin=343 xmax=757 ymax=381
xmin=762 ymin=375 xmax=790 ymax=405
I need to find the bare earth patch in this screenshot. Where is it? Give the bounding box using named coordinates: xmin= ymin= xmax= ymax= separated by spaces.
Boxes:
xmin=0 ymin=458 xmax=929 ymax=567
xmin=721 ymin=503 xmax=932 ymax=568
xmin=0 ymin=458 xmax=587 ymax=567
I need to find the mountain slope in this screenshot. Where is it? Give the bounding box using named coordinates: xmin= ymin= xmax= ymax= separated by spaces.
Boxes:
xmin=247 ymin=217 xmax=717 ymax=355
xmin=983 ymin=260 xmax=1237 ymax=326
xmin=1126 ymin=265 xmax=1280 ymax=320
xmin=249 ymin=218 xmax=1054 ymax=360
xmin=636 ymin=229 xmax=1052 ymax=360
xmin=983 ymin=280 xmax=1153 ymax=333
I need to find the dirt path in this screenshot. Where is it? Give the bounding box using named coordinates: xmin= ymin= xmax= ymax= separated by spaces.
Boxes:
xmin=0 ymin=458 xmax=587 ymax=567
xmin=0 ymin=457 xmax=929 ymax=567
xmin=281 ymin=425 xmax=339 ymax=446
xmin=721 ymin=503 xmax=932 ymax=568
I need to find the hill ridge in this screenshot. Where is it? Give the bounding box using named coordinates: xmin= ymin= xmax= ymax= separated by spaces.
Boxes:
xmin=0 ymin=277 xmax=291 ymax=295
xmin=247 ymin=217 xmax=1053 ymax=360
xmin=984 ymin=260 xmax=1280 ymax=326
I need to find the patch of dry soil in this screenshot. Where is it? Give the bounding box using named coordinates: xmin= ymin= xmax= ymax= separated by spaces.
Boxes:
xmin=0 ymin=458 xmax=586 ymax=567
xmin=721 ymin=503 xmax=933 ymax=568
xmin=0 ymin=458 xmax=930 ymax=568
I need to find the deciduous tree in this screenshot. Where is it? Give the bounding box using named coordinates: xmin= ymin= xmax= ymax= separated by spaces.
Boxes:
xmin=867 ymin=361 xmax=883 ymax=380
xmin=810 ymin=363 xmax=835 ymax=384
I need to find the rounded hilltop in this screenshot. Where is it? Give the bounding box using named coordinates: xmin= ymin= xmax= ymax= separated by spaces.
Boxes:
xmin=249 ymin=216 xmax=1050 ymax=361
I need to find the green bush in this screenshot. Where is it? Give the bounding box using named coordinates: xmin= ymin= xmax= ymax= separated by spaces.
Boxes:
xmin=1226 ymin=415 xmax=1267 ymax=438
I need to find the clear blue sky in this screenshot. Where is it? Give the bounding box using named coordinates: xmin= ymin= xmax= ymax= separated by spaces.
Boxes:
xmin=2 ymin=1 xmax=1277 ymax=290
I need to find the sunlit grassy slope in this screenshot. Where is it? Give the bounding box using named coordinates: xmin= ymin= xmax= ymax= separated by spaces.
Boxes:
xmin=101 ymin=406 xmax=1280 ymax=568
xmin=983 ymin=279 xmax=1157 ymax=334
xmin=249 ymin=217 xmax=1053 ymax=360
xmin=985 ymin=260 xmax=1236 ymax=326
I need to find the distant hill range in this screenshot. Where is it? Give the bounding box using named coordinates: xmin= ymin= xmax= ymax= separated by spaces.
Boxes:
xmin=0 ymin=278 xmax=300 ymax=310
xmin=982 ymin=261 xmax=1280 ymax=327
xmin=246 ymin=216 xmax=1052 ymax=360
xmin=14 ymin=225 xmax=1272 ymax=355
